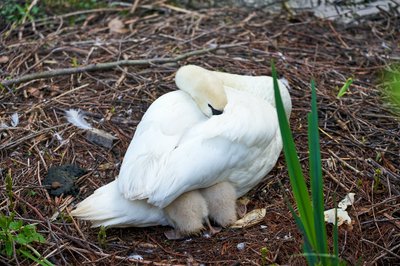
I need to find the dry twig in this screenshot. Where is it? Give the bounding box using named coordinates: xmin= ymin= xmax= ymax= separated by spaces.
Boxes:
xmin=1 ymin=47 xmax=217 ymax=87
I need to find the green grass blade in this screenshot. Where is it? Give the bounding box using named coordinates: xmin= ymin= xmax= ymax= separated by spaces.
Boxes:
xmin=281 ymin=180 xmax=317 ymax=264
xmin=271 ymin=61 xmax=316 ymax=247
xmin=381 ymin=64 xmax=400 ymax=116
xmin=308 ymin=80 xmax=328 ymax=259
xmin=337 ymin=78 xmax=353 ymax=98
xmin=19 ymin=249 xmax=54 ymax=266
xmin=287 ymin=201 xmax=317 ymax=265
xmin=333 ymin=196 xmax=339 ymax=266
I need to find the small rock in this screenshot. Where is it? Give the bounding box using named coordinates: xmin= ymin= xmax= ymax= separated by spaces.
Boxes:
xmin=43 ymin=164 xmax=87 ymax=197
xmin=86 ymin=128 xmax=117 ymax=149
xmin=0 ymin=56 xmax=9 ymax=64
xmin=215 ymin=49 xmax=227 ymax=55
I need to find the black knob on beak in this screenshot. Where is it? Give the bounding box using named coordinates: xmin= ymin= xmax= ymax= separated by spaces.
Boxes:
xmin=208 ymin=104 xmax=223 ymax=116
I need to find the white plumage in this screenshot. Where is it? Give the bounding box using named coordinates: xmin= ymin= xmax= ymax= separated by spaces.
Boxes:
xmin=72 ymin=65 xmax=292 ymax=236
xmin=65 ymin=109 xmax=92 ymax=130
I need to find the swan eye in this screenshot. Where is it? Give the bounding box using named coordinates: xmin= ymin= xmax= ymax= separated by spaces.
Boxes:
xmin=208 ymin=104 xmax=223 ymax=116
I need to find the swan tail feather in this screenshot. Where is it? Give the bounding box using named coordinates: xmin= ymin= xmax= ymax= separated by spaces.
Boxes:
xmin=71 ymin=180 xmax=168 ymax=228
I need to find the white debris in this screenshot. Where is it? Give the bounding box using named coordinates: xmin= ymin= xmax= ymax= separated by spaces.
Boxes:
xmin=324 ymin=193 xmax=355 ymax=226
xmin=277 ymin=52 xmax=286 ymax=61
xmin=11 ymin=113 xmax=19 ymax=127
xmin=202 ymin=232 xmax=211 ymax=238
xmin=381 ymin=42 xmax=391 ymax=50
xmin=283 ymin=232 xmax=292 ymax=240
xmin=128 ymin=254 xmax=143 ymax=261
xmin=0 ymin=122 xmax=9 ymax=129
xmin=54 ymin=132 xmax=64 ymax=143
xmin=237 ymin=242 xmax=245 ymax=251
xmin=338 ymin=192 xmax=355 ymax=210
xmin=324 ymin=209 xmax=352 ymax=226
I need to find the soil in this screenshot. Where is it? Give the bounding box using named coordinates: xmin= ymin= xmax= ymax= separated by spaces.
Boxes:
xmin=0 ymin=2 xmax=399 ymax=265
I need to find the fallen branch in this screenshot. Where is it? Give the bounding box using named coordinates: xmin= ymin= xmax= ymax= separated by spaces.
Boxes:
xmin=1 ymin=46 xmax=217 ymax=87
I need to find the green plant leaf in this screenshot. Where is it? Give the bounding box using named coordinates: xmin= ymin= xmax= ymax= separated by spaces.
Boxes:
xmin=32 ymin=231 xmax=46 ymax=243
xmin=28 ymin=190 xmax=37 ymax=196
xmin=287 ymin=200 xmax=317 ymax=265
xmin=71 ymin=57 xmax=79 ymax=67
xmin=337 ymin=78 xmax=353 ymax=98
xmin=9 ymin=220 xmax=23 ymax=231
xmin=15 ymin=4 xmax=26 ymax=18
xmin=98 ymin=225 xmax=107 ymax=249
xmin=19 ymin=249 xmax=53 ymax=266
xmin=260 ymin=247 xmax=268 ymax=266
xmin=381 ymin=64 xmax=400 ymax=115
xmin=0 ymin=214 xmax=48 ymax=264
xmin=271 ymin=61 xmax=316 ymax=247
xmin=0 ymin=214 xmax=10 ymax=228
xmin=5 ymin=240 xmax=13 ymax=257
xmin=15 ymin=233 xmax=29 ymax=244
xmin=308 ymin=79 xmax=328 ymax=259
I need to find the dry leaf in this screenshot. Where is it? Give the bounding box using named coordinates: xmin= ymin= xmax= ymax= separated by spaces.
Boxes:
xmin=27 ymin=87 xmax=42 ymax=98
xmin=324 ymin=192 xmax=355 ymax=226
xmin=108 ymin=18 xmax=128 ymax=34
xmin=98 ymin=163 xmax=115 ymax=170
xmin=338 ymin=192 xmax=355 ymax=210
xmin=231 ymin=208 xmax=266 ymax=228
xmin=324 ymin=209 xmax=352 ymax=226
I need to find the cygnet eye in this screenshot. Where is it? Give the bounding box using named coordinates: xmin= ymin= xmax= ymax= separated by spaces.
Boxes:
xmin=208 ymin=103 xmax=223 ymax=116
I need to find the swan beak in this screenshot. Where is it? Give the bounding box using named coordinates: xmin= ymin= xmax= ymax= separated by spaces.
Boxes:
xmin=208 ymin=104 xmax=223 ymax=116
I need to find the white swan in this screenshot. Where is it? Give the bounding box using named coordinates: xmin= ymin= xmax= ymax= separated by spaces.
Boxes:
xmin=71 ymin=65 xmax=292 ymax=234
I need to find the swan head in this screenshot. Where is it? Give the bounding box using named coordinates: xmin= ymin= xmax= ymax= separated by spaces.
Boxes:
xmin=175 ymin=65 xmax=227 ymax=117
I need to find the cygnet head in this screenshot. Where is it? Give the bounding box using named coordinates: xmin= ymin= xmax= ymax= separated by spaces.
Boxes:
xmin=175 ymin=65 xmax=227 ymax=117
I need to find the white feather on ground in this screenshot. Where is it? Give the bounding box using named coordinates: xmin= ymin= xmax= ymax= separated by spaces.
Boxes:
xmin=54 ymin=132 xmax=64 ymax=143
xmin=0 ymin=122 xmax=9 ymax=129
xmin=65 ymin=109 xmax=92 ymax=130
xmin=11 ymin=113 xmax=19 ymax=127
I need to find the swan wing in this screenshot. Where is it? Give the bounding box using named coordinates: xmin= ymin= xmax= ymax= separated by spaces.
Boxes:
xmin=125 ymin=88 xmax=278 ymax=208
xmin=117 ymin=90 xmax=206 ymax=200
xmin=146 ymin=134 xmax=256 ymax=208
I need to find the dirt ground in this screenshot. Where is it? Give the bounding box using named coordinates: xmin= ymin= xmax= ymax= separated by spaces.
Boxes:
xmin=1 ymin=2 xmax=399 ymax=265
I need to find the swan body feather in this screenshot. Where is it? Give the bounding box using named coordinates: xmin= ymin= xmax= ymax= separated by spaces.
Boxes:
xmin=72 ymin=65 xmax=292 ymax=228
xmin=118 ymin=87 xmax=278 ymax=208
